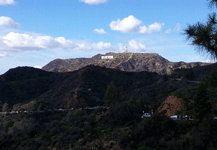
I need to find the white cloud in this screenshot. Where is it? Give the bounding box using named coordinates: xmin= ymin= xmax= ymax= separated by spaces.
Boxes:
xmin=0 ymin=52 xmax=6 ymax=57
xmin=128 ymin=40 xmax=146 ymax=51
xmin=75 ymin=41 xmax=112 ymax=50
xmin=202 ymin=59 xmax=216 ymax=63
xmin=110 ymin=15 xmax=142 ymax=33
xmin=139 ymin=22 xmax=164 ymax=34
xmin=94 ymin=28 xmax=107 ymax=35
xmin=2 ymin=32 xmax=75 ymax=50
xmin=54 ymin=37 xmax=74 ymax=48
xmin=110 ymin=15 xmax=163 ymax=34
xmin=79 ymin=0 xmax=108 ymax=5
xmin=91 ymin=42 xmax=111 ymax=50
xmin=1 ymin=32 xmax=114 ymax=51
xmin=174 ymin=23 xmax=182 ymax=32
xmin=0 ymin=0 xmax=16 ymax=5
xmin=34 ymin=65 xmax=42 ymax=69
xmin=55 ymin=37 xmax=71 ymax=45
xmin=165 ymin=29 xmax=172 ymax=34
xmin=75 ymin=42 xmax=92 ymax=50
xmin=165 ymin=23 xmax=183 ymax=34
xmin=1 ymin=32 xmax=148 ymax=53
xmin=118 ymin=40 xmax=146 ymax=52
xmin=0 ymin=16 xmax=19 ymax=28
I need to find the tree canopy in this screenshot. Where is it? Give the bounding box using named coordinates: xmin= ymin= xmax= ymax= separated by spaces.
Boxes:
xmin=184 ymin=0 xmax=217 ymax=59
xmin=209 ymin=0 xmax=217 ymax=8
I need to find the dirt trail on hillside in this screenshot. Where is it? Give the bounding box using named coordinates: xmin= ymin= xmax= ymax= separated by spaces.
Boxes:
xmin=115 ymin=53 xmax=134 ymax=68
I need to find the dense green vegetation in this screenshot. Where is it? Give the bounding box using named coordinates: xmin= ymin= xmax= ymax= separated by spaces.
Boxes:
xmin=0 ymin=64 xmax=217 ymax=149
xmin=0 ymin=104 xmax=217 ymax=150
xmin=0 ymin=60 xmax=217 ymax=149
xmin=0 ymin=63 xmax=217 ymax=149
xmin=0 ymin=65 xmax=194 ymax=111
xmin=0 ymin=66 xmax=217 ymax=150
xmin=0 ymin=67 xmax=55 ymax=107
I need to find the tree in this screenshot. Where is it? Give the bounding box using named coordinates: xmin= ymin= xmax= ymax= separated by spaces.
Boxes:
xmin=184 ymin=0 xmax=217 ymax=121
xmin=193 ymin=83 xmax=211 ymax=121
xmin=104 ymin=103 xmax=138 ymax=127
xmin=136 ymin=95 xmax=152 ymax=114
xmin=128 ymin=96 xmax=136 ymax=106
xmin=103 ymin=82 xmax=120 ymax=106
xmin=209 ymin=0 xmax=217 ymax=8
xmin=0 ymin=101 xmax=2 ymax=111
xmin=2 ymin=102 xmax=8 ymax=112
xmin=184 ymin=0 xmax=217 ymax=59
xmin=185 ymin=69 xmax=195 ymax=80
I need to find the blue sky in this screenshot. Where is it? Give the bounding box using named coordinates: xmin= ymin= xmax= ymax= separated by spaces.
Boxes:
xmin=0 ymin=0 xmax=215 ymax=74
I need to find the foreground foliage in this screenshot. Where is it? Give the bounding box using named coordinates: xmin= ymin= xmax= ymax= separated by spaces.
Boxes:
xmin=184 ymin=0 xmax=217 ymax=60
xmin=0 ymin=106 xmax=217 ymax=150
xmin=1 ymin=63 xmax=217 ymax=149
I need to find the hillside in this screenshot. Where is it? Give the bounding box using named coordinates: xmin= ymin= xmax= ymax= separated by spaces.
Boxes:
xmin=0 ymin=65 xmax=200 ymax=110
xmin=1 ymin=64 xmax=217 ymax=150
xmin=171 ymin=62 xmax=217 ymax=80
xmin=2 ymin=62 xmax=217 ymax=112
xmin=42 ymin=52 xmax=211 ymax=74
xmin=0 ymin=67 xmax=71 ymax=107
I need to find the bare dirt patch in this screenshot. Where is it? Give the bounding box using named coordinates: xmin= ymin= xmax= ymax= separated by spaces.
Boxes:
xmin=158 ymin=95 xmax=183 ymax=116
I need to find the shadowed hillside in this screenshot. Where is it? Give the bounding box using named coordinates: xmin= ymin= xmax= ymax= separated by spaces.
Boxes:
xmin=1 ymin=64 xmax=217 ymax=150
xmin=1 ymin=63 xmax=217 ymax=112
xmin=0 ymin=65 xmax=199 ymax=110
xmin=0 ymin=67 xmax=71 ymax=107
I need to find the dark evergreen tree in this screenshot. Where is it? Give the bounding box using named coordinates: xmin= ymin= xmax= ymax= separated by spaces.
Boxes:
xmin=193 ymin=83 xmax=211 ymax=121
xmin=184 ymin=0 xmax=217 ymax=59
xmin=128 ymin=96 xmax=136 ymax=106
xmin=185 ymin=69 xmax=195 ymax=80
xmin=103 ymin=81 xmax=119 ymax=106
xmin=209 ymin=0 xmax=217 ymax=8
xmin=2 ymin=102 xmax=8 ymax=112
xmin=0 ymin=101 xmax=2 ymax=111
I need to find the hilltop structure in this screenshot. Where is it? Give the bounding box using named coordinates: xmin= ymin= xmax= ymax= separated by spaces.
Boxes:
xmin=101 ymin=56 xmax=113 ymax=59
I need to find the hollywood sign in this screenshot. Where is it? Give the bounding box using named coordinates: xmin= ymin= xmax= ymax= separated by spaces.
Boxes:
xmin=101 ymin=56 xmax=113 ymax=59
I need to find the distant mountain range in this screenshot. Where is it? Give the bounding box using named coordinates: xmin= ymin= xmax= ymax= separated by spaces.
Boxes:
xmin=42 ymin=52 xmax=211 ymax=74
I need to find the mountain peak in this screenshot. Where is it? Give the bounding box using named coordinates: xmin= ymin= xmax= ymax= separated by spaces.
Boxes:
xmin=1 ymin=66 xmax=50 ymax=82
xmin=42 ymin=52 xmax=210 ymax=74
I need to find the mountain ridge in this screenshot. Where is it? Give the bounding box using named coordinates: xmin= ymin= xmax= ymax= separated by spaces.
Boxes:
xmin=1 ymin=61 xmax=217 ymax=114
xmin=42 ymin=52 xmax=211 ymax=74
xmin=0 ymin=65 xmax=191 ymax=110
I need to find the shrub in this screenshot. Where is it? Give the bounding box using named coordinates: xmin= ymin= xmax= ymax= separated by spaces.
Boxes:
xmin=103 ymin=102 xmax=139 ymax=127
